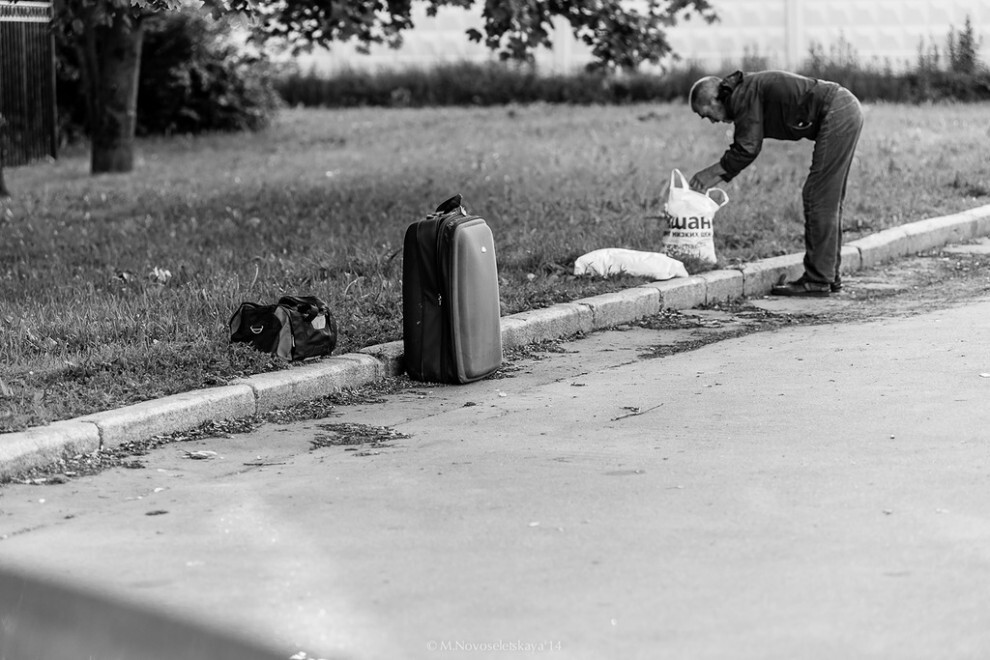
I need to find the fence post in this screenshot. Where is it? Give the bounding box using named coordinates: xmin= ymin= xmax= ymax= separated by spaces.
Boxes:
xmin=0 ymin=113 xmax=9 ymax=197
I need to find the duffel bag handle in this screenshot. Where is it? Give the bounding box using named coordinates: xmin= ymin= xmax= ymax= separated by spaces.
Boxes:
xmin=277 ymin=296 xmax=327 ymax=323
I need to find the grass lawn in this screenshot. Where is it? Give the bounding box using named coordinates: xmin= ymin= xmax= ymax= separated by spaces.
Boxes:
xmin=2 ymin=102 xmax=989 ymax=432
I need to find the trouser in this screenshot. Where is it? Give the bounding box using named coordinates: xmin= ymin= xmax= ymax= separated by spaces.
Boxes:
xmin=802 ymin=86 xmax=864 ymax=285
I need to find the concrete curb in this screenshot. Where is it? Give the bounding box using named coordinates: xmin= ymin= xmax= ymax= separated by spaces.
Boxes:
xmin=77 ymin=385 xmax=257 ymax=451
xmin=3 ymin=202 xmax=990 ymax=479
xmin=0 ymin=421 xmax=101 ymax=478
xmin=231 ymin=354 xmax=386 ymax=413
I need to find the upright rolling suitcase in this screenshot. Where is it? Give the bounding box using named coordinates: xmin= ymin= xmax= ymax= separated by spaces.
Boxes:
xmin=403 ymin=195 xmax=502 ymax=383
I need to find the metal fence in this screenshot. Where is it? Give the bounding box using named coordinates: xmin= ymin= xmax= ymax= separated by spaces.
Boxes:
xmin=0 ymin=0 xmax=56 ymax=167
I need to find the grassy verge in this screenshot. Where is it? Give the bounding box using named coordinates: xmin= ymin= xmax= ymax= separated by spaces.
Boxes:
xmin=2 ymin=102 xmax=989 ymax=432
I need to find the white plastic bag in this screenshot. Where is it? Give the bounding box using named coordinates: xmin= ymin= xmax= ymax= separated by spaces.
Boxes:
xmin=574 ymin=248 xmax=689 ymax=280
xmin=662 ymin=168 xmax=728 ymax=266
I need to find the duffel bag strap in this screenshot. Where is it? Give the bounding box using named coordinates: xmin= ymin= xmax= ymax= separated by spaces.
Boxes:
xmin=277 ymin=295 xmax=327 ymax=323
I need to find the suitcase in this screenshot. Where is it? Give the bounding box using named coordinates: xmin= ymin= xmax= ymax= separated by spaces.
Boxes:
xmin=402 ymin=195 xmax=502 ymax=383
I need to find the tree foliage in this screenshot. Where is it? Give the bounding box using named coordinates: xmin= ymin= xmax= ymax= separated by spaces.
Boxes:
xmin=948 ymin=15 xmax=982 ymax=75
xmin=216 ymin=0 xmax=716 ymax=71
xmin=467 ymin=1 xmax=718 ymax=70
xmin=48 ymin=0 xmax=717 ymax=174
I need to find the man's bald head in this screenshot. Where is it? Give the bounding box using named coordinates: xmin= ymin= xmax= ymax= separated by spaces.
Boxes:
xmin=689 ymin=76 xmax=720 ymax=111
xmin=689 ymin=76 xmax=730 ymax=124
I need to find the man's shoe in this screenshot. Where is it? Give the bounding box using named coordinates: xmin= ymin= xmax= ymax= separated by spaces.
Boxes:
xmin=771 ymin=277 xmax=831 ymax=297
xmin=830 ymin=280 xmax=842 ymax=293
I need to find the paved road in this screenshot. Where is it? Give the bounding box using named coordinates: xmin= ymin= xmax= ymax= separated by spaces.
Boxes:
xmin=2 ymin=260 xmax=990 ymax=660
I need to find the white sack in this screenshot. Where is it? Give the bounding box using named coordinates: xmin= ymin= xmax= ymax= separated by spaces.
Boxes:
xmin=662 ymin=168 xmax=728 ymax=266
xmin=574 ymin=248 xmax=689 ymax=280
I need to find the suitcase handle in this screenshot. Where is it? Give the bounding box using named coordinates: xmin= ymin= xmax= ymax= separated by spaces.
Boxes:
xmin=435 ymin=194 xmax=465 ymax=216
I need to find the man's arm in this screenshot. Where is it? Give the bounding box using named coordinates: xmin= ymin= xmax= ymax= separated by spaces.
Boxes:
xmin=719 ymin=90 xmax=765 ymax=180
xmin=719 ymin=121 xmax=763 ymax=180
xmin=689 ymin=162 xmax=727 ymax=192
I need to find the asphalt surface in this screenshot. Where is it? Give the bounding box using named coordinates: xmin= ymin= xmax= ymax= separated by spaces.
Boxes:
xmin=1 ymin=239 xmax=989 ymax=660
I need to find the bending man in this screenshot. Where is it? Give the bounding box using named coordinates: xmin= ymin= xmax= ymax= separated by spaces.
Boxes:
xmin=689 ymin=70 xmax=864 ymax=297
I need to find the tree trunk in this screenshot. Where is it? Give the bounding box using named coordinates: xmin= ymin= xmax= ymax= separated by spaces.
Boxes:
xmin=80 ymin=12 xmax=144 ymax=175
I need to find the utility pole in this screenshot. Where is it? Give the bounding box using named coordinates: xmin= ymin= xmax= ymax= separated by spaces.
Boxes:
xmin=785 ymin=0 xmax=804 ymax=71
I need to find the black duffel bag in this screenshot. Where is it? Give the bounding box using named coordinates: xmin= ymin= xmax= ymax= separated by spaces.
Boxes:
xmin=229 ymin=295 xmax=337 ymax=361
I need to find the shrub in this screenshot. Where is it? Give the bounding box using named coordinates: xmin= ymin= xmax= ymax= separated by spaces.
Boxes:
xmin=948 ymin=15 xmax=982 ymax=75
xmin=53 ymin=31 xmax=88 ymax=146
xmin=55 ymin=10 xmax=282 ymax=142
xmin=276 ymin=60 xmax=715 ymax=108
xmin=796 ymin=22 xmax=990 ymax=104
xmin=136 ymin=11 xmax=283 ymax=136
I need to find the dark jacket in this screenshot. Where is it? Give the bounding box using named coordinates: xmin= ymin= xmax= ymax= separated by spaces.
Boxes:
xmin=718 ymin=70 xmax=839 ymax=181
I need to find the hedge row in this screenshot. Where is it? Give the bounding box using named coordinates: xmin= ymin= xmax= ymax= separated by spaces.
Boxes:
xmin=276 ymin=60 xmax=990 ymax=108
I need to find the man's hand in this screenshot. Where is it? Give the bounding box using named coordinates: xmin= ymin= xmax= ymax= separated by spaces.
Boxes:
xmin=689 ymin=163 xmax=727 ymax=192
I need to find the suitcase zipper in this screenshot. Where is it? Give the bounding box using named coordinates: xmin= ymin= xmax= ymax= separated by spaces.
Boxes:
xmin=436 ymin=216 xmax=454 ymax=379
xmin=435 ymin=213 xmax=478 ymax=380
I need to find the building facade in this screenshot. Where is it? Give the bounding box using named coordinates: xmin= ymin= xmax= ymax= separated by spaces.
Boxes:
xmin=297 ymin=0 xmax=990 ymax=74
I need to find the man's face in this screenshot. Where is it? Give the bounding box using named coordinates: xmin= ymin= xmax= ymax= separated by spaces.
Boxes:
xmin=696 ymin=101 xmax=728 ymax=124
